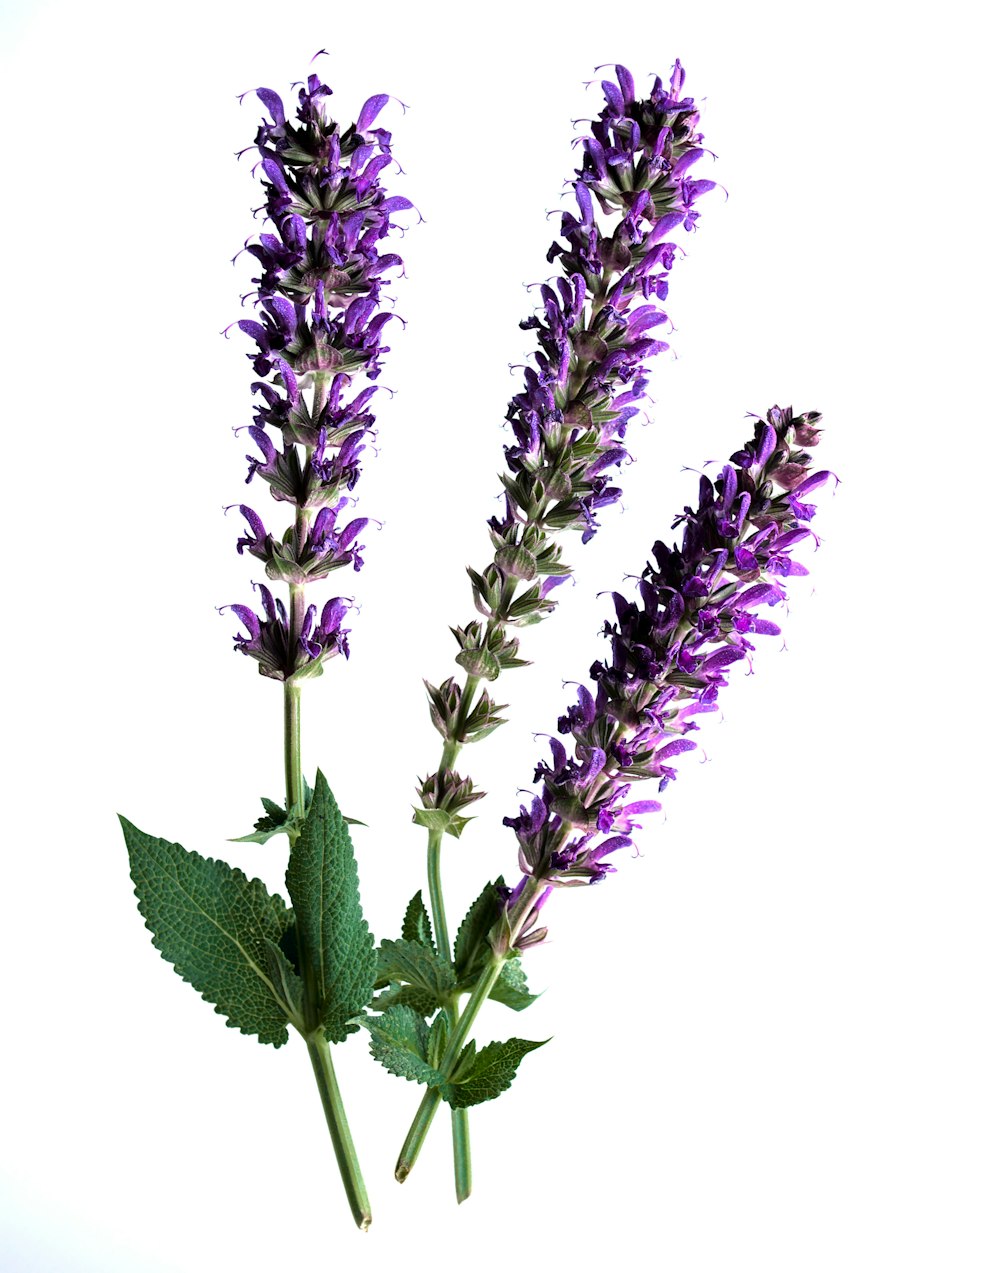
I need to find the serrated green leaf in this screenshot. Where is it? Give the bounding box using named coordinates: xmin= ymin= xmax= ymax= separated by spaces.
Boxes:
xmin=363 ymin=1004 xmax=446 ymax=1086
xmin=376 ymin=938 xmax=456 ymax=1009
xmin=230 ymin=795 xmax=290 ymax=845
xmin=488 ymin=957 xmax=538 ymax=1011
xmin=285 ymin=771 xmax=376 ymax=1043
xmin=454 ymin=878 xmax=504 ymax=984
xmin=371 ymin=981 xmax=438 ymax=1018
xmin=401 ymin=892 xmax=435 ymax=950
xmin=121 ymin=817 xmax=294 ymax=1046
xmin=440 ymin=1036 xmax=547 ymax=1109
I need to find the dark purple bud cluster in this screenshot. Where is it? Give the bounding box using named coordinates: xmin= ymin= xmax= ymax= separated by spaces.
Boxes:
xmin=504 ymin=406 xmax=832 ymax=899
xmin=420 ymin=62 xmax=714 ymax=826
xmin=226 ymin=70 xmax=410 ymax=679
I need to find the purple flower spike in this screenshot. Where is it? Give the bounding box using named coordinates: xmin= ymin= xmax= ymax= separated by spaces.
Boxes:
xmin=442 ymin=61 xmax=715 ymax=713
xmin=505 ymin=406 xmax=829 ymax=891
xmin=228 ymin=68 xmax=411 ymax=678
xmin=421 ymin=63 xmax=716 ymax=838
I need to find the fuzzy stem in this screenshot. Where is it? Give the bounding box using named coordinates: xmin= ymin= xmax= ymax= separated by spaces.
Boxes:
xmin=284 ymin=677 xmax=304 ymax=820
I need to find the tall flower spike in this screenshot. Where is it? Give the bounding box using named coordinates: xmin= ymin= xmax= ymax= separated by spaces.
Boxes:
xmin=406 ymin=62 xmax=715 ymax=1204
xmin=228 ymin=70 xmax=411 ymax=679
xmin=422 ymin=59 xmax=715 ymax=826
xmin=503 ymin=406 xmax=831 ymax=919
xmin=394 ymin=406 xmax=831 ymax=1190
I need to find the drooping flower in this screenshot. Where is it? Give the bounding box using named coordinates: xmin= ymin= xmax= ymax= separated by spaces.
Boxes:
xmin=503 ymin=406 xmax=831 ymax=933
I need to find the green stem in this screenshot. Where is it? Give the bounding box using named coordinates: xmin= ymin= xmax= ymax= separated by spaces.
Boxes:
xmin=283 ymin=678 xmax=304 ymax=820
xmin=305 ymin=1031 xmax=372 ymax=1231
xmin=396 ymin=955 xmax=506 ymax=1182
xmin=424 ymin=675 xmax=480 ymax=1201
xmin=395 ymin=879 xmax=544 ymax=1183
xmin=283 ymin=562 xmax=371 ymax=1230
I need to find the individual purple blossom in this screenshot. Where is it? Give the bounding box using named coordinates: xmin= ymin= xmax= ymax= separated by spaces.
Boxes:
xmin=229 ymin=585 xmax=351 ymax=681
xmin=225 ymin=68 xmax=410 ymax=680
xmin=502 ymin=406 xmax=832 ymax=937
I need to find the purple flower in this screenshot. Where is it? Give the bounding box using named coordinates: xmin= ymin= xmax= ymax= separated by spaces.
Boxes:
xmin=227 ymin=68 xmax=411 ymax=678
xmin=225 ymin=586 xmax=351 ymax=681
xmin=504 ymin=406 xmax=831 ymax=902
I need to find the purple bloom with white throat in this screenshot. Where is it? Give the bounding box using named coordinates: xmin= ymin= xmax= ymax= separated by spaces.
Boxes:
xmin=503 ymin=406 xmax=832 ymax=932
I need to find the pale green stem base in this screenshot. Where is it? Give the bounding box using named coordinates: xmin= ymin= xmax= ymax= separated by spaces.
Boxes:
xmin=305 ymin=1031 xmax=372 ymax=1231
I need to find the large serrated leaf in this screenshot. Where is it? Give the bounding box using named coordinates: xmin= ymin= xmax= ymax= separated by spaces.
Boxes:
xmin=440 ymin=1036 xmax=548 ymax=1109
xmin=401 ymin=892 xmax=435 ymax=950
xmin=371 ymin=981 xmax=438 ymax=1018
xmin=377 ymin=938 xmax=456 ymax=1007
xmin=121 ymin=817 xmax=293 ymax=1046
xmin=285 ymin=771 xmax=376 ymax=1043
xmin=488 ymin=957 xmax=538 ymax=1011
xmin=363 ymin=1004 xmax=446 ymax=1086
xmin=454 ymin=878 xmax=504 ymax=984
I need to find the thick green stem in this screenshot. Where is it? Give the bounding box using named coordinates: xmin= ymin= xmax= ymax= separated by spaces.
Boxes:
xmin=283 ymin=558 xmax=371 ymax=1229
xmin=305 ymin=1031 xmax=372 ymax=1231
xmin=284 ymin=678 xmax=304 ymax=821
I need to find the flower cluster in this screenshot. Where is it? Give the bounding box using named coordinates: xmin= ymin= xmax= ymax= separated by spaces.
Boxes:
xmin=423 ymin=62 xmax=714 ymax=823
xmin=227 ymin=70 xmax=410 ymax=679
xmin=504 ymin=406 xmax=830 ymax=914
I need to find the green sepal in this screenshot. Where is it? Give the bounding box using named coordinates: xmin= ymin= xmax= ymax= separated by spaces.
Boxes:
xmin=440 ymin=1037 xmax=548 ymax=1109
xmin=453 ymin=878 xmax=505 ymax=984
xmin=285 ymin=770 xmax=376 ymax=1043
xmin=376 ymin=938 xmax=456 ymax=1011
xmin=401 ymin=892 xmax=435 ymax=950
xmin=488 ymin=957 xmax=538 ymax=1012
xmin=411 ymin=806 xmax=475 ymax=839
xmin=362 ymin=1004 xmax=447 ymax=1086
xmin=120 ymin=816 xmax=295 ymax=1046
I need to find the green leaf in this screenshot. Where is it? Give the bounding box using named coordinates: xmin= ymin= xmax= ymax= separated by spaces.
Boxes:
xmin=401 ymin=892 xmax=435 ymax=950
xmin=370 ymin=980 xmax=438 ymax=1018
xmin=232 ymin=781 xmax=366 ymax=845
xmin=426 ymin=1012 xmax=450 ymax=1070
xmin=488 ymin=957 xmax=538 ymax=1012
xmin=120 ymin=817 xmax=294 ymax=1046
xmin=363 ymin=1005 xmax=446 ymax=1086
xmin=411 ymin=806 xmax=475 ymax=839
xmin=376 ymin=938 xmax=456 ymax=1009
xmin=285 ymin=770 xmax=376 ymax=1043
xmin=440 ymin=1037 xmax=548 ymax=1109
xmin=453 ymin=878 xmax=504 ymax=984
xmin=230 ymin=796 xmax=290 ymax=845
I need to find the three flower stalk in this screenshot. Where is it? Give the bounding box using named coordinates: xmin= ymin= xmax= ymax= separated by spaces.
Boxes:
xmin=120 ymin=59 xmax=831 ymax=1231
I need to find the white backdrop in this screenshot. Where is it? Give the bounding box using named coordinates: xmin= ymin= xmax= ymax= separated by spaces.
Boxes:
xmin=1 ymin=1 xmax=996 ymax=1270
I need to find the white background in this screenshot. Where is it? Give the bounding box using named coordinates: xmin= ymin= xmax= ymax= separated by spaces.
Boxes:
xmin=1 ymin=1 xmax=996 ymax=1269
